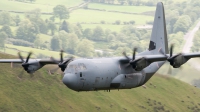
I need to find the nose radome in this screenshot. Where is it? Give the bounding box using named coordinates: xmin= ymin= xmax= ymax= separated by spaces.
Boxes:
xmin=62 ymin=73 xmax=78 ymax=90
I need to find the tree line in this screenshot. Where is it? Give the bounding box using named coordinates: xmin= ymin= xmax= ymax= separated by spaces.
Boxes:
xmin=84 ymin=0 xmax=173 ymax=6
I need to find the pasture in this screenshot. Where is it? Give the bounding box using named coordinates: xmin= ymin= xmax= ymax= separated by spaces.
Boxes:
xmin=81 ymin=24 xmax=126 ymax=32
xmin=88 ymin=3 xmax=156 ymax=13
xmin=0 ymin=0 xmax=83 ymax=12
xmin=68 ymin=9 xmax=153 ymax=25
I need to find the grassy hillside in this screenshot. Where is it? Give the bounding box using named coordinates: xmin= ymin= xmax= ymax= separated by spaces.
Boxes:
xmin=1 ymin=53 xmax=200 ymax=112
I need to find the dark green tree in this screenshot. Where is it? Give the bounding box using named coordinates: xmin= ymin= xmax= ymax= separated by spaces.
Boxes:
xmin=48 ymin=21 xmax=57 ymax=35
xmin=14 ymin=15 xmax=21 ymax=26
xmin=37 ymin=19 xmax=48 ymax=34
xmin=34 ymin=36 xmax=41 ymax=49
xmin=0 ymin=31 xmax=7 ymax=51
xmin=51 ymin=35 xmax=61 ymax=51
xmin=16 ymin=19 xmax=39 ymax=42
xmin=60 ymin=20 xmax=70 ymax=33
xmin=66 ymin=33 xmax=79 ymax=54
xmin=76 ymin=39 xmax=94 ymax=57
xmin=58 ymin=30 xmax=68 ymax=50
xmin=173 ymin=15 xmax=191 ymax=33
xmin=0 ymin=25 xmax=13 ymax=38
xmin=73 ymin=25 xmax=82 ymax=38
xmin=26 ymin=9 xmax=48 ymax=34
xmin=53 ymin=5 xmax=70 ymax=21
xmin=93 ymin=26 xmax=105 ymax=41
xmin=0 ymin=11 xmax=11 ymax=25
xmin=83 ymin=28 xmax=93 ymax=39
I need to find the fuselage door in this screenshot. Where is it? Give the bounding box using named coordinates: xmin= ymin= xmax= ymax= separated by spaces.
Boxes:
xmin=79 ymin=72 xmax=85 ymax=89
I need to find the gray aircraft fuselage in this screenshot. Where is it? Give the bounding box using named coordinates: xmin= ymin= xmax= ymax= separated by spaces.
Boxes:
xmin=62 ymin=52 xmax=164 ymax=92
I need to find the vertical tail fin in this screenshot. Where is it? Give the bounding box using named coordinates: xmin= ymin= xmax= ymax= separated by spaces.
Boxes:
xmin=148 ymin=2 xmax=168 ymax=54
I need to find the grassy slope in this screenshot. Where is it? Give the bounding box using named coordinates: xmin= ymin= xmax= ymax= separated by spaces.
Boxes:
xmin=0 ymin=53 xmax=200 ymax=112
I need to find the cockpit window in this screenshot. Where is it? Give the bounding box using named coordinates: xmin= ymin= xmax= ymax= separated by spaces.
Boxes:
xmin=66 ymin=63 xmax=86 ymax=73
xmin=78 ymin=63 xmax=87 ymax=70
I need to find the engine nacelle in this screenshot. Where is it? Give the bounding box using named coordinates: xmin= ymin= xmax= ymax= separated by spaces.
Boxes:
xmin=131 ymin=58 xmax=150 ymax=71
xmin=23 ymin=61 xmax=43 ymax=73
xmin=169 ymin=55 xmax=188 ymax=68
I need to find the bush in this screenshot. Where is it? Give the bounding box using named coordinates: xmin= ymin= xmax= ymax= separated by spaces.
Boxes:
xmin=115 ymin=20 xmax=121 ymax=25
xmin=129 ymin=20 xmax=135 ymax=25
xmin=100 ymin=20 xmax=106 ymax=24
xmin=6 ymin=38 xmax=34 ymax=47
xmin=36 ymin=53 xmax=48 ymax=58
xmin=83 ymin=5 xmax=88 ymax=9
xmin=123 ymin=21 xmax=128 ymax=25
xmin=146 ymin=20 xmax=153 ymax=25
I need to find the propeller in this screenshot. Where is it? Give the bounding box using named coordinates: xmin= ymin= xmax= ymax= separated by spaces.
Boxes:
xmin=18 ymin=52 xmax=32 ymax=73
xmin=122 ymin=48 xmax=138 ymax=69
xmin=123 ymin=48 xmax=137 ymax=62
xmin=159 ymin=44 xmax=173 ymax=74
xmin=159 ymin=44 xmax=182 ymax=75
xmin=50 ymin=50 xmax=74 ymax=72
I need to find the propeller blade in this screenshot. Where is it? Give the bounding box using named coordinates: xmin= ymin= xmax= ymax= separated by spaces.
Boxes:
xmin=25 ymin=52 xmax=32 ymax=63
xmin=63 ymin=57 xmax=74 ymax=65
xmin=132 ymin=48 xmax=137 ymax=60
xmin=18 ymin=52 xmax=24 ymax=62
xmin=122 ymin=51 xmax=131 ymax=60
xmin=60 ymin=50 xmax=64 ymax=62
xmin=170 ymin=44 xmax=174 ymax=57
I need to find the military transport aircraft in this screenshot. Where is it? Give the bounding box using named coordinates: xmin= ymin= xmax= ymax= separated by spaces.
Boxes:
xmin=0 ymin=2 xmax=199 ymax=92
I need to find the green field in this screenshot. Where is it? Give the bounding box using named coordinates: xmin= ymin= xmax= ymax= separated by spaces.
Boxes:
xmin=81 ymin=24 xmax=126 ymax=32
xmin=68 ymin=9 xmax=153 ymax=25
xmin=34 ymin=0 xmax=83 ymax=7
xmin=38 ymin=34 xmax=52 ymax=44
xmin=0 ymin=0 xmax=83 ymax=12
xmin=0 ymin=53 xmax=200 ymax=112
xmin=88 ymin=3 xmax=156 ymax=13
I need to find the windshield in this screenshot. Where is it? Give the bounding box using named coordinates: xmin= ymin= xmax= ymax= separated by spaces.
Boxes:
xmin=65 ymin=63 xmax=87 ymax=73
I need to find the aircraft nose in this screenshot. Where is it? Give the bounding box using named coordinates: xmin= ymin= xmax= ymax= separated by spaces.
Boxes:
xmin=62 ymin=73 xmax=78 ymax=90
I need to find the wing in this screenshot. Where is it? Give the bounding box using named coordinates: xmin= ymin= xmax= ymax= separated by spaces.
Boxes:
xmin=183 ymin=52 xmax=200 ymax=59
xmin=0 ymin=58 xmax=59 ymax=65
xmin=119 ymin=54 xmax=167 ymax=63
xmin=143 ymin=54 xmax=167 ymax=63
